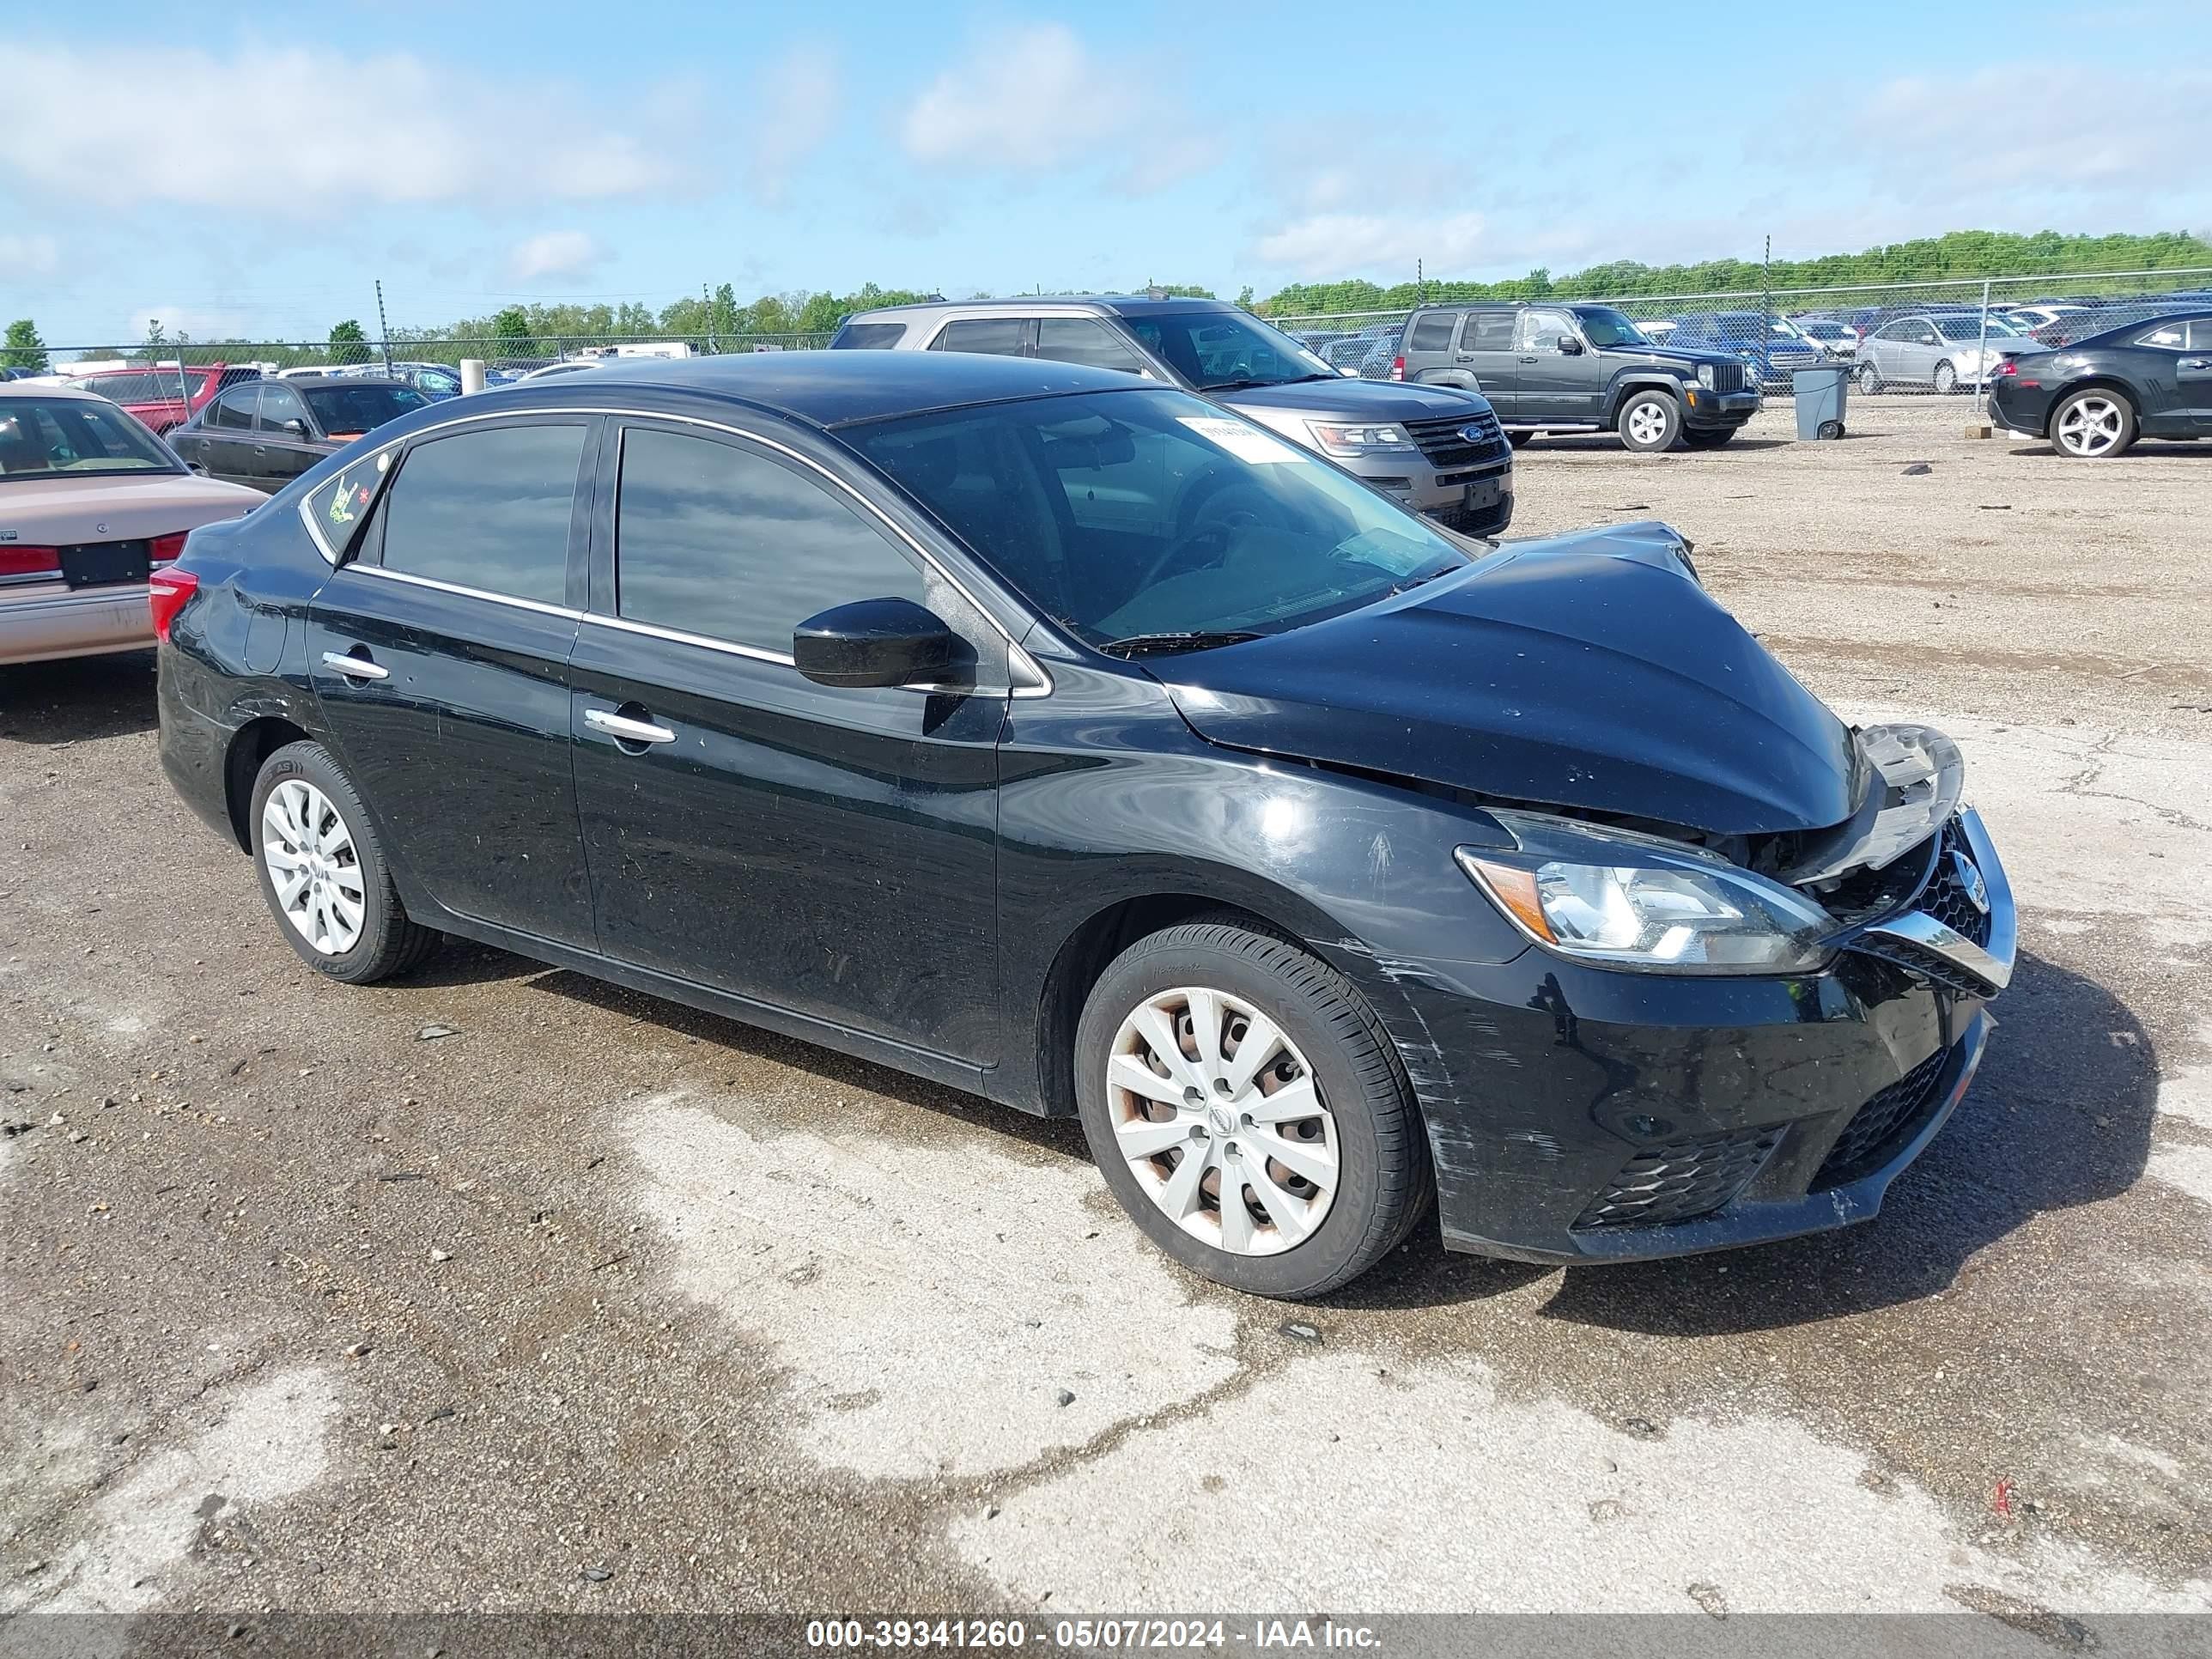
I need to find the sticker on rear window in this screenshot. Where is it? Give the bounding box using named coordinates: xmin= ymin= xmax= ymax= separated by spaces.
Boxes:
xmin=1176 ymin=416 xmax=1307 ymax=464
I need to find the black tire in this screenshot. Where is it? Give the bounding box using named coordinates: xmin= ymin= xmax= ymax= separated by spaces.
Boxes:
xmin=1933 ymin=361 xmax=1958 ymax=395
xmin=1507 ymin=431 xmax=1534 ymax=449
xmin=249 ymin=741 xmax=439 ymax=984
xmin=1817 ymin=420 xmax=1846 ymax=441
xmin=2049 ymin=386 xmax=2139 ymax=460
xmin=1856 ymin=362 xmax=1882 ymax=393
xmin=1616 ymin=390 xmax=1683 ymax=453
xmin=1681 ymin=427 xmax=1737 ymax=449
xmin=1073 ymin=918 xmax=1432 ymax=1299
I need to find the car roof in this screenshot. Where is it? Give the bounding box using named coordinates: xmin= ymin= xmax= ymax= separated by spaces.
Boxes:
xmin=855 ymin=295 xmax=1238 ymax=320
xmin=277 ymin=375 xmax=408 ymax=388
xmin=0 ymin=381 xmax=106 ymax=402
xmin=481 ymin=349 xmax=1157 ymax=428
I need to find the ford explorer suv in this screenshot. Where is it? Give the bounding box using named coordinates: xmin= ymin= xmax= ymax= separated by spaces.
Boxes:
xmin=1394 ymin=302 xmax=1760 ymax=453
xmin=832 ymin=296 xmax=1514 ymax=538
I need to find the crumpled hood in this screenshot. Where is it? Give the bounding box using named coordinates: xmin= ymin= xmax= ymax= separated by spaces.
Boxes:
xmin=1149 ymin=521 xmax=1858 ymax=836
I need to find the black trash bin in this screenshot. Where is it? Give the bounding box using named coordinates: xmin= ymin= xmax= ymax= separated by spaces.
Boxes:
xmin=1792 ymin=364 xmax=1850 ymax=440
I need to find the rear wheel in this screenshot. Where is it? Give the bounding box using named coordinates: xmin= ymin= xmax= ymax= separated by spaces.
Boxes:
xmin=1617 ymin=391 xmax=1682 ymax=453
xmin=2051 ymin=388 xmax=2136 ymax=459
xmin=251 ymin=742 xmax=439 ymax=983
xmin=1681 ymin=427 xmax=1738 ymax=449
xmin=1074 ymin=919 xmax=1431 ymax=1299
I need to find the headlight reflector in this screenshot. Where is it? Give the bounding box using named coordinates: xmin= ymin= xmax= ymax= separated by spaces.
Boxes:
xmin=1305 ymin=421 xmax=1415 ymax=457
xmin=1696 ymin=364 xmax=1716 ymax=390
xmin=1457 ymin=811 xmax=1835 ymax=974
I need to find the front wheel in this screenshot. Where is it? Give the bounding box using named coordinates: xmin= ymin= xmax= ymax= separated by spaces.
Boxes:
xmin=251 ymin=741 xmax=440 ymax=983
xmin=1933 ymin=361 xmax=1958 ymax=395
xmin=1074 ymin=920 xmax=1431 ymax=1299
xmin=1681 ymin=427 xmax=1738 ymax=449
xmin=2050 ymin=388 xmax=2137 ymax=459
xmin=1856 ymin=362 xmax=1882 ymax=393
xmin=1617 ymin=391 xmax=1682 ymax=453
xmin=1507 ymin=431 xmax=1534 ymax=449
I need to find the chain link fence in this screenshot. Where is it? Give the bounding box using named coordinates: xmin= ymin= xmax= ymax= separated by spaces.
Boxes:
xmin=1271 ymin=265 xmax=2212 ymax=398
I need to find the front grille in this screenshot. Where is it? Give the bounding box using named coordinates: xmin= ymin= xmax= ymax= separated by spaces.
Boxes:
xmin=1923 ymin=820 xmax=1993 ymax=946
xmin=1572 ymin=1126 xmax=1782 ymax=1230
xmin=1814 ymin=1047 xmax=1952 ymax=1188
xmin=1425 ymin=497 xmax=1511 ymax=539
xmin=1405 ymin=410 xmax=1510 ymax=471
xmin=1851 ymin=935 xmax=1990 ymax=998
xmin=1709 ymin=362 xmax=1745 ymax=393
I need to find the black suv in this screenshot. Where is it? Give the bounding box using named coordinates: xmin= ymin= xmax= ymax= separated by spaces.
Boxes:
xmin=1395 ymin=302 xmax=1761 ymax=453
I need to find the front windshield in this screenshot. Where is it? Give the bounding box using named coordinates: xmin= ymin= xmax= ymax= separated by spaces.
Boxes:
xmin=0 ymin=397 xmax=180 ymax=479
xmin=1120 ymin=310 xmax=1336 ymax=391
xmin=1936 ymin=316 xmax=2013 ymax=340
xmin=848 ymin=388 xmax=1474 ymax=649
xmin=1575 ymin=307 xmax=1650 ymax=348
xmin=302 ymin=384 xmax=428 ymax=436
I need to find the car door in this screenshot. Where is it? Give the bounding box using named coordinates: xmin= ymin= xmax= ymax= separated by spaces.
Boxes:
xmin=1866 ymin=320 xmax=1911 ymax=382
xmin=1898 ymin=319 xmax=1942 ymax=383
xmin=179 ymin=386 xmax=256 ymax=484
xmin=1514 ymin=307 xmax=1601 ymax=422
xmin=927 ymin=316 xmax=1035 ymax=357
xmin=305 ymin=415 xmax=599 ymax=947
xmin=567 ymin=417 xmax=1006 ymax=1062
xmin=252 ymin=382 xmax=326 ymax=493
xmin=1398 ymin=309 xmax=1460 ymax=386
xmin=1452 ymin=311 xmax=1519 ymax=411
xmin=2181 ymin=321 xmax=2212 ymax=431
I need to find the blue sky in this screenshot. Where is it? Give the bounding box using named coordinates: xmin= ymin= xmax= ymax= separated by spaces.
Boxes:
xmin=4 ymin=0 xmax=2209 ymax=349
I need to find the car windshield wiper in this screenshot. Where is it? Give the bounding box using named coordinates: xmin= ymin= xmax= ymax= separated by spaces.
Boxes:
xmin=1097 ymin=629 xmax=1264 ymax=659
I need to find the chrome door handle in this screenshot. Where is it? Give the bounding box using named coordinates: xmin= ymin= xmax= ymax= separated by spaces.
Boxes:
xmin=585 ymin=708 xmax=676 ymax=744
xmin=321 ymin=651 xmax=388 ymax=681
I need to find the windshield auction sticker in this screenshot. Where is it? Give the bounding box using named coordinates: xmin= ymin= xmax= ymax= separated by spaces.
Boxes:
xmin=1176 ymin=416 xmax=1309 ymax=465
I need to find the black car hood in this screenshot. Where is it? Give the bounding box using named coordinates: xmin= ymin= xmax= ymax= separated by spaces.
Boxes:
xmin=1214 ymin=378 xmax=1494 ymax=419
xmin=1620 ymin=344 xmax=1745 ymax=371
xmin=1147 ymin=521 xmax=1858 ymax=836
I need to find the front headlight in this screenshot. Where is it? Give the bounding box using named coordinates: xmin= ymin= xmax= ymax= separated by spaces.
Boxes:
xmin=1456 ymin=811 xmax=1835 ymax=974
xmin=1696 ymin=364 xmax=1716 ymax=390
xmin=1305 ymin=421 xmax=1416 ymax=457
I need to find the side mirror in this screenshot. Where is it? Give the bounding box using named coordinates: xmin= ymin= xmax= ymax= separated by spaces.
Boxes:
xmin=283 ymin=418 xmax=311 ymax=438
xmin=793 ymin=597 xmax=962 ymax=690
xmin=1556 ymin=336 xmax=1584 ymax=356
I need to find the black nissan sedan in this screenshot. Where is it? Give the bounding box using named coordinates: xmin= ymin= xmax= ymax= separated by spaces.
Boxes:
xmin=152 ymin=353 xmax=2014 ymax=1298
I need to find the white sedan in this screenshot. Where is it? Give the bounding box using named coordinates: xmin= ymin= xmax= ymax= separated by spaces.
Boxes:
xmin=1 ymin=385 xmax=263 ymax=666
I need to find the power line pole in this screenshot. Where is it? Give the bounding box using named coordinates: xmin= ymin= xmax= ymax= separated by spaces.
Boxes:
xmin=374 ymin=279 xmax=393 ymax=375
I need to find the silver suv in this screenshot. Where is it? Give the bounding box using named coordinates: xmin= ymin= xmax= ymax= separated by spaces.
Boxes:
xmin=833 ymin=296 xmax=1514 ymax=538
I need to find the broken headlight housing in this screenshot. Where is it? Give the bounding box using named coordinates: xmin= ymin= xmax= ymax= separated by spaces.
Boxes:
xmin=1457 ymin=811 xmax=1835 ymax=975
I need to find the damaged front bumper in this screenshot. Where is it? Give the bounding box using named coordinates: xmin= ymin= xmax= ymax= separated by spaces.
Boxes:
xmin=1317 ymin=805 xmax=2016 ymax=1266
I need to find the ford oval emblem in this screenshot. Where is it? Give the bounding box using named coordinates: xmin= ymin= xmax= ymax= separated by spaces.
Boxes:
xmin=1460 ymin=424 xmax=1491 ymax=446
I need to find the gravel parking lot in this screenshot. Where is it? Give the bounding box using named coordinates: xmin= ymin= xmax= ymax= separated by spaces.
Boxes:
xmin=3 ymin=398 xmax=2208 ymax=1638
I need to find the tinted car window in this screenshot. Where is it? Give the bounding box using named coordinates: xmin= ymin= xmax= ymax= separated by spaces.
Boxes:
xmin=614 ymin=427 xmax=924 ymax=656
xmin=2137 ymin=321 xmax=2188 ymax=349
xmin=1035 ymin=317 xmax=1150 ymax=376
xmin=1516 ymin=310 xmax=1578 ymax=352
xmin=208 ymin=387 xmax=257 ymax=431
xmin=1468 ymin=312 xmax=1516 ymax=349
xmin=0 ymin=398 xmax=179 ymax=477
xmin=304 ymin=384 xmax=428 ymax=437
xmin=931 ymin=319 xmax=1029 ymax=356
xmin=257 ymin=384 xmax=308 ymax=433
xmin=833 ymin=322 xmax=908 ymax=349
xmin=380 ymin=423 xmax=586 ymax=605
xmin=1407 ymin=313 xmax=1456 ymax=350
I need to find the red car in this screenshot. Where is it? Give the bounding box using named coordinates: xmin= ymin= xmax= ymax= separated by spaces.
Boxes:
xmin=63 ymin=363 xmax=262 ymax=434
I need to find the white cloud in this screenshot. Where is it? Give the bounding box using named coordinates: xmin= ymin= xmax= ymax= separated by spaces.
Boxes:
xmin=1254 ymin=211 xmax=1489 ymax=281
xmin=899 ymin=23 xmax=1217 ymax=193
xmin=506 ymin=230 xmax=605 ymax=284
xmin=0 ymin=41 xmax=692 ymax=211
xmin=125 ymin=304 xmax=254 ymax=343
xmin=0 ymin=233 xmax=59 ymax=275
xmin=746 ymin=42 xmax=840 ymax=205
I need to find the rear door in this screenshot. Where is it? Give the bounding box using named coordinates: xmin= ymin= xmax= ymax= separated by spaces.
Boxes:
xmin=306 ymin=415 xmax=598 ymax=946
xmin=568 ymin=418 xmax=1007 ymax=1061
xmin=926 ymin=316 xmax=1035 ymax=357
xmin=179 ymin=386 xmax=258 ymax=485
xmin=1455 ymin=310 xmax=1521 ymax=412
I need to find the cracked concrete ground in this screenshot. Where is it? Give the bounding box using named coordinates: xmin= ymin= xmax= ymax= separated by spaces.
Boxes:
xmin=2 ymin=398 xmax=2208 ymax=1639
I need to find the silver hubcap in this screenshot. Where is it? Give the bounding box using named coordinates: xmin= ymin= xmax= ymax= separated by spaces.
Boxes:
xmin=261 ymin=779 xmax=365 ymax=955
xmin=1106 ymin=987 xmax=1338 ymax=1256
xmin=2057 ymin=397 xmax=2123 ymax=456
xmin=1935 ymin=364 xmax=1954 ymax=392
xmin=1626 ymin=403 xmax=1668 ymax=446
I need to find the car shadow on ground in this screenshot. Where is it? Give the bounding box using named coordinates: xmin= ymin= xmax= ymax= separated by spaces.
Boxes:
xmin=0 ymin=651 xmax=158 ymax=745
xmin=2003 ymin=441 xmax=2209 ymax=460
xmin=1532 ymin=948 xmax=2156 ymax=1335
xmin=1524 ymin=435 xmax=1793 ymax=454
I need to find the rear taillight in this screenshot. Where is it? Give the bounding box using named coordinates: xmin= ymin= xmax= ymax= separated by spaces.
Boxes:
xmin=1390 ymin=355 xmax=1406 ymax=381
xmin=1993 ymin=360 xmax=2017 ymax=377
xmin=150 ymin=532 xmax=189 ymax=563
xmin=0 ymin=545 xmax=62 ymax=579
xmin=148 ymin=566 xmax=199 ymax=642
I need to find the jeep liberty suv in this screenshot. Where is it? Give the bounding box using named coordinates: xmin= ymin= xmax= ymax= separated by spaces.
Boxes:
xmin=1395 ymin=302 xmax=1760 ymax=453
